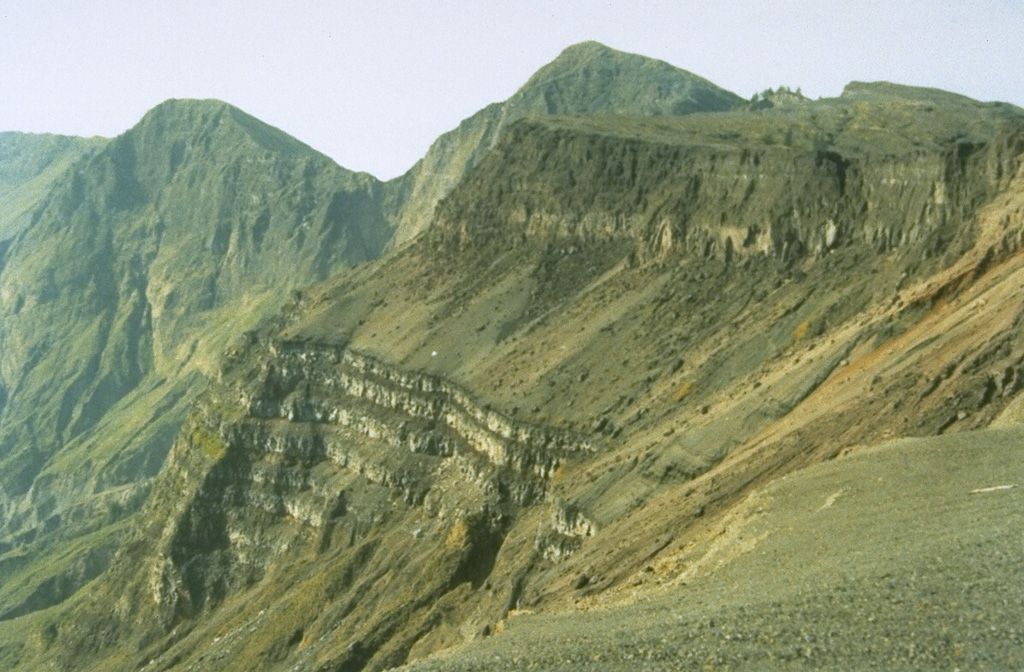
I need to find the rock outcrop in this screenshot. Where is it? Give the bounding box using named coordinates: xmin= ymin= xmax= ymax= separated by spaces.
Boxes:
xmin=56 ymin=334 xmax=591 ymax=670
xmin=431 ymin=94 xmax=1024 ymax=267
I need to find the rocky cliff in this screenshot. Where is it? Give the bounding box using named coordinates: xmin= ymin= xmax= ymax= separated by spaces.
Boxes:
xmin=432 ymin=86 xmax=1024 ymax=266
xmin=47 ymin=330 xmax=593 ymax=671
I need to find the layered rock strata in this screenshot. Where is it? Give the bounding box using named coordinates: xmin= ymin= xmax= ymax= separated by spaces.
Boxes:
xmin=433 ymin=98 xmax=1024 ymax=267
xmin=73 ymin=336 xmax=593 ymax=669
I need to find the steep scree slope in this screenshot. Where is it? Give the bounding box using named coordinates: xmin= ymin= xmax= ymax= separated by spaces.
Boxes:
xmin=397 ymin=427 xmax=1024 ymax=671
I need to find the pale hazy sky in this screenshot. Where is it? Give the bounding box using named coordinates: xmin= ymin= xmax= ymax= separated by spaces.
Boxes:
xmin=2 ymin=1 xmax=1022 ymax=179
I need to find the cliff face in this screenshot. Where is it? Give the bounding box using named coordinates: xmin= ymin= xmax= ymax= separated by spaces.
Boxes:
xmin=432 ymin=92 xmax=1024 ymax=266
xmin=230 ymin=339 xmax=587 ymax=481
xmin=384 ymin=41 xmax=745 ymax=244
xmin=53 ymin=333 xmax=593 ymax=671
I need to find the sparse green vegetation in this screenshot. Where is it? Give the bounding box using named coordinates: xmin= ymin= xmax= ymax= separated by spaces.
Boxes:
xmin=190 ymin=423 xmax=227 ymax=461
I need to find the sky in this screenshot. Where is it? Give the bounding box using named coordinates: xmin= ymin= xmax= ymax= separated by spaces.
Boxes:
xmin=2 ymin=1 xmax=1023 ymax=180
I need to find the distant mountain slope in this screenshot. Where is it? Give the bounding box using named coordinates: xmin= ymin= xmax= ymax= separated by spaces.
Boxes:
xmin=0 ymin=99 xmax=390 ymax=620
xmin=0 ymin=132 xmax=106 ymax=238
xmin=384 ymin=41 xmax=745 ymax=244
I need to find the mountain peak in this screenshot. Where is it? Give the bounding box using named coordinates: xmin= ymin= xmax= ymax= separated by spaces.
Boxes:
xmin=131 ymin=98 xmax=324 ymax=159
xmin=512 ymin=42 xmax=743 ymax=116
xmin=552 ymin=40 xmax=617 ymax=60
xmin=387 ymin=42 xmax=745 ymax=244
xmin=147 ymin=97 xmax=236 ymax=113
xmin=136 ymin=97 xmax=236 ymax=130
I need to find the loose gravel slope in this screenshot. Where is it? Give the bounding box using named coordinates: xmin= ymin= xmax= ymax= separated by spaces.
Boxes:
xmin=398 ymin=427 xmax=1024 ymax=671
